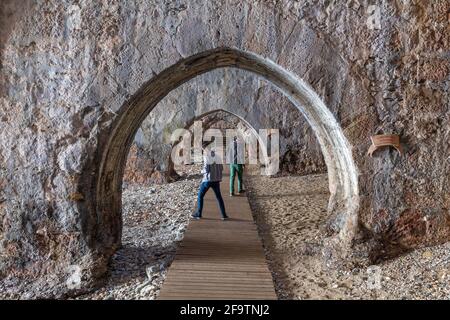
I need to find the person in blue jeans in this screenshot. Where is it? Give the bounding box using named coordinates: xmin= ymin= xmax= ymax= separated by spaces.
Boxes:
xmin=192 ymin=149 xmax=229 ymax=221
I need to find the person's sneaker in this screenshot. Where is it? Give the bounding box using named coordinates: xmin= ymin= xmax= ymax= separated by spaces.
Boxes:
xmin=229 ymin=193 xmax=234 ymax=197
xmin=221 ymin=216 xmax=229 ymax=221
xmin=191 ymin=213 xmax=201 ymax=220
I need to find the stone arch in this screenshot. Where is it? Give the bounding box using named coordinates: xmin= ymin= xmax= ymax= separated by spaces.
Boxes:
xmin=180 ymin=108 xmax=264 ymax=145
xmin=94 ymin=47 xmax=359 ymax=256
xmin=166 ymin=108 xmax=269 ymax=174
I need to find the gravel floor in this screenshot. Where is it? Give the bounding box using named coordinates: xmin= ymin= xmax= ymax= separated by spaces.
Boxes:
xmin=245 ymin=173 xmax=450 ymax=300
xmin=3 ymin=170 xmax=449 ymax=300
xmin=77 ymin=176 xmax=199 ymax=300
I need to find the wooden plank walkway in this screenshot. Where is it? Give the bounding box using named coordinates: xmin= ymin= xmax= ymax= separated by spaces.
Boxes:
xmin=158 ymin=175 xmax=277 ymax=300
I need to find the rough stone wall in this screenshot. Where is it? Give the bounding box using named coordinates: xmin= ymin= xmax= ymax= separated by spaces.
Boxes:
xmin=356 ymin=0 xmax=450 ymax=259
xmin=122 ymin=144 xmax=161 ymax=186
xmin=0 ymin=0 xmax=449 ymax=297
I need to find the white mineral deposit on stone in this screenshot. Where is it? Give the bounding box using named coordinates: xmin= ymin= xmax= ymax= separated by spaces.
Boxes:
xmin=66 ymin=265 xmax=82 ymax=290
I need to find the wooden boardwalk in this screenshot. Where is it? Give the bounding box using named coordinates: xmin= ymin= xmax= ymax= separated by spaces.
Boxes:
xmin=158 ymin=175 xmax=277 ymax=300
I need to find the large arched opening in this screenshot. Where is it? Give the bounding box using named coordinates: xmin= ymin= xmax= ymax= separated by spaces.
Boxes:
xmin=94 ymin=47 xmax=359 ymax=258
xmin=166 ymin=108 xmax=269 ymax=179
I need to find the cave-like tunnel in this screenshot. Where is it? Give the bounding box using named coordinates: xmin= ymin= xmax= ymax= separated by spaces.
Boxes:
xmin=1 ymin=1 xmax=449 ymax=300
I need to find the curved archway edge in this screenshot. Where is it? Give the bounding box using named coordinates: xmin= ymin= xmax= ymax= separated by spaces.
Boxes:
xmin=168 ymin=108 xmax=270 ymax=172
xmin=94 ymin=47 xmax=359 ymax=254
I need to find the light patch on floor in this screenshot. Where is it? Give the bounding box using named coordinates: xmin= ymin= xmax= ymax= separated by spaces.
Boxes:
xmin=246 ymin=174 xmax=450 ymax=300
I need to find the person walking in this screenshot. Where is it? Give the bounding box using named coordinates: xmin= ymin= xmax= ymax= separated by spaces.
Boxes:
xmin=192 ymin=148 xmax=229 ymax=220
xmin=229 ymin=136 xmax=245 ymax=196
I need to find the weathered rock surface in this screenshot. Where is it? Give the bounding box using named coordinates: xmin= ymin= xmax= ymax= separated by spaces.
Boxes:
xmin=0 ymin=0 xmax=449 ymax=297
